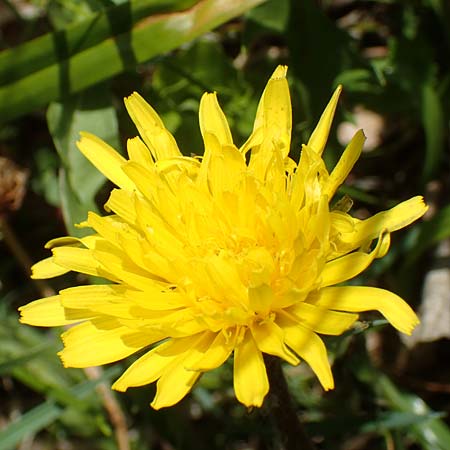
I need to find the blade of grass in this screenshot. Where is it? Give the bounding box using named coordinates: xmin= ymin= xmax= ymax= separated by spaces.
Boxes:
xmin=355 ymin=358 xmax=450 ymax=450
xmin=421 ymin=82 xmax=445 ymax=183
xmin=0 ymin=0 xmax=198 ymax=85
xmin=0 ymin=365 xmax=121 ymax=450
xmin=376 ymin=375 xmax=450 ymax=450
xmin=0 ymin=0 xmax=265 ymax=123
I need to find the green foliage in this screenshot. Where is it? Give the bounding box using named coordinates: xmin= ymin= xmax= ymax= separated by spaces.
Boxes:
xmin=1 ymin=0 xmax=450 ymax=449
xmin=47 ymin=83 xmax=119 ymax=235
xmin=0 ymin=0 xmax=264 ymax=123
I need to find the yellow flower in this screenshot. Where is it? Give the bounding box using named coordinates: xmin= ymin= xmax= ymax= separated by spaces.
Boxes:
xmin=19 ymin=66 xmax=427 ymax=409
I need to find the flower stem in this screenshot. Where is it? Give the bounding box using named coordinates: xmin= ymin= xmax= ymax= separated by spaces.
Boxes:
xmin=264 ymin=356 xmax=316 ymax=450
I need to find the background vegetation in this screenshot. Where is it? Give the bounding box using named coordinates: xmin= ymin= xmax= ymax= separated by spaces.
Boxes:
xmin=1 ymin=0 xmax=450 ymax=449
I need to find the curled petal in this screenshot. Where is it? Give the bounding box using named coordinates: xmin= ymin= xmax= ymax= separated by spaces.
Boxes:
xmin=321 ymin=231 xmax=390 ymax=287
xmin=286 ymin=303 xmax=358 ymax=335
xmin=346 ymin=197 xmax=428 ymax=249
xmin=313 ymin=286 xmax=419 ymax=335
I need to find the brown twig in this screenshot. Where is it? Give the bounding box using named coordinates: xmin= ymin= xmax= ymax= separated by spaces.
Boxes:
xmin=0 ymin=216 xmax=54 ymax=298
xmin=83 ymin=367 xmax=130 ymax=450
xmin=264 ymin=356 xmax=316 ymax=450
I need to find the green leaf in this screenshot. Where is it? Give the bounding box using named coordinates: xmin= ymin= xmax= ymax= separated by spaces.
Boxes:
xmin=47 ymin=0 xmax=98 ymax=29
xmin=0 ymin=0 xmax=266 ymax=123
xmin=58 ymin=168 xmax=98 ymax=236
xmin=334 ymin=69 xmax=379 ymax=94
xmin=0 ymin=0 xmax=197 ymax=86
xmin=0 ymin=343 xmax=52 ymax=374
xmin=286 ymin=0 xmax=361 ymax=168
xmin=47 ymin=83 xmax=120 ymax=234
xmin=246 ymin=0 xmax=290 ymax=33
xmin=151 ymin=37 xmax=244 ymax=152
xmin=361 ymin=411 xmax=446 ymax=433
xmin=287 ymin=0 xmax=359 ymax=120
xmin=0 ymin=366 xmax=121 ymax=450
xmin=421 ymin=82 xmax=445 ymax=183
xmin=376 ymin=375 xmax=450 ymax=450
xmin=355 ymin=358 xmax=450 ymax=450
xmin=0 ymin=316 xmax=79 ymax=393
xmin=48 ymin=84 xmax=118 ymax=201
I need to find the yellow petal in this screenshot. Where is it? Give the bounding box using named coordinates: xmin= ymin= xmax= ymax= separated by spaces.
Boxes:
xmin=90 ymin=246 xmax=164 ymax=291
xmin=246 ymin=66 xmax=291 ymax=180
xmin=321 ymin=231 xmax=390 ymax=287
xmin=112 ymin=335 xmax=200 ymax=391
xmin=77 ymin=132 xmax=135 ymax=191
xmin=85 ymin=212 xmax=125 ymax=242
xmin=208 ymin=145 xmax=246 ymax=195
xmin=124 ymin=92 xmax=181 ymax=160
xmin=307 ymin=85 xmax=342 ymax=156
xmin=251 ymin=321 xmax=299 ymax=365
xmin=253 ymin=65 xmax=289 ymax=136
xmin=233 ymin=329 xmax=269 ymax=407
xmin=204 ymin=254 xmax=247 ymax=309
xmin=313 ymin=286 xmax=419 ymax=335
xmin=85 ymin=213 xmax=152 ymax=276
xmin=278 ymin=316 xmax=334 ymax=390
xmin=125 ymin=288 xmax=186 ymax=311
xmin=60 ymin=285 xmax=141 ymax=318
xmin=199 ymin=92 xmax=233 ymax=146
xmin=59 ymin=318 xmax=154 ymax=368
xmin=121 ymin=161 xmax=159 ymax=203
xmin=186 ymin=330 xmax=235 ymax=371
xmin=348 ymin=196 xmax=428 ymax=248
xmin=105 ymin=189 xmax=137 ymax=225
xmin=52 ymin=247 xmax=101 ymax=277
xmin=112 ymin=341 xmax=175 ymax=392
xmin=127 ymin=136 xmax=153 ymax=168
xmin=19 ymin=296 xmax=84 ymax=326
xmin=239 ymin=126 xmax=263 ymax=155
xmin=151 ymin=364 xmax=200 ymax=409
xmin=248 ymin=284 xmax=273 ymax=315
xmin=45 ymin=237 xmax=80 ymax=249
xmin=325 ymin=129 xmax=365 ymax=198
xmin=31 ymin=257 xmax=69 ymax=279
xmin=287 ymin=303 xmax=358 ymax=335
xmin=261 ymin=74 xmax=292 ymax=157
xmin=200 ymin=130 xmax=247 ymax=195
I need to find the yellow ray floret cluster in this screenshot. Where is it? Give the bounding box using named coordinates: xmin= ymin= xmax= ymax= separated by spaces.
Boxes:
xmin=19 ymin=66 xmax=427 ymax=409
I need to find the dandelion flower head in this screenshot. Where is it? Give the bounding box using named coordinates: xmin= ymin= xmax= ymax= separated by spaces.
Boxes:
xmin=19 ymin=66 xmax=427 ymax=409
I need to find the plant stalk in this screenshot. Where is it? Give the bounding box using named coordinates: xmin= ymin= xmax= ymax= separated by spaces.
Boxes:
xmin=264 ymin=356 xmax=316 ymax=450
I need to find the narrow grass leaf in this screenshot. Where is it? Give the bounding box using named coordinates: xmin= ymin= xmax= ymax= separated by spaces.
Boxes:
xmin=0 ymin=366 xmax=121 ymax=450
xmin=0 ymin=0 xmax=265 ymax=123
